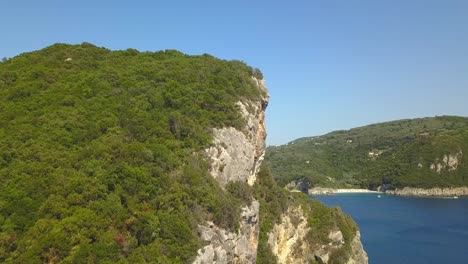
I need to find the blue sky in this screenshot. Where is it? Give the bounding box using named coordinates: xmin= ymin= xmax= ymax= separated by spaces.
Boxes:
xmin=2 ymin=0 xmax=468 ymax=145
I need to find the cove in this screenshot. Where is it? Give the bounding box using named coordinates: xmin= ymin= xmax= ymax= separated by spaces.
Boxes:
xmin=310 ymin=194 xmax=468 ymax=264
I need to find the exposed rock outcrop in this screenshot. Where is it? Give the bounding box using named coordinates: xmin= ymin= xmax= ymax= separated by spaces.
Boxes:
xmin=194 ymin=201 xmax=260 ymax=264
xmin=307 ymin=187 xmax=337 ymax=195
xmin=430 ymin=150 xmax=463 ymax=173
xmin=267 ymin=206 xmax=368 ymax=264
xmin=285 ymin=178 xmax=310 ymax=194
xmin=194 ymin=77 xmax=267 ymax=263
xmin=308 ymin=188 xmax=380 ymax=195
xmin=196 ymin=76 xmax=368 ymax=264
xmin=267 ymin=206 xmax=312 ymax=264
xmin=204 ymin=77 xmax=268 ymax=188
xmin=346 ymin=232 xmax=368 ymax=264
xmin=386 ymin=187 xmax=468 ymax=196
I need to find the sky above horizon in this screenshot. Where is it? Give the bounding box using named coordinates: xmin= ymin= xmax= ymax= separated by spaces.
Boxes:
xmin=2 ymin=0 xmax=468 ymax=145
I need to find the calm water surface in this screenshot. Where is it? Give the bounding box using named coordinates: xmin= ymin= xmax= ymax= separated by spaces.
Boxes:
xmin=311 ymin=194 xmax=468 ymax=264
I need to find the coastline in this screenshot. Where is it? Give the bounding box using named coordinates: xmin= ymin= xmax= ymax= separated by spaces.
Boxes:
xmin=308 ymin=187 xmax=382 ymax=195
xmin=307 ymin=186 xmax=468 ymax=197
xmin=386 ymin=187 xmax=468 ymax=197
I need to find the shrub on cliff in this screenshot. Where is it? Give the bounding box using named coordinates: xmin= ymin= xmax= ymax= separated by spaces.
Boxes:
xmin=254 ymin=164 xmax=359 ymax=264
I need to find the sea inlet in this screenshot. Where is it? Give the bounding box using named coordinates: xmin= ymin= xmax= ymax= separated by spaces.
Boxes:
xmin=311 ymin=193 xmax=468 ymax=264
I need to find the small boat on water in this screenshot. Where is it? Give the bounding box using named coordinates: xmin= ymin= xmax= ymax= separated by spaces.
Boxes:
xmin=453 ymin=196 xmax=459 ymax=199
xmin=377 ymin=195 xmax=381 ymax=198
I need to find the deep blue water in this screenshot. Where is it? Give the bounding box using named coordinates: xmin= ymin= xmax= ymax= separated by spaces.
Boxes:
xmin=310 ymin=194 xmax=468 ymax=264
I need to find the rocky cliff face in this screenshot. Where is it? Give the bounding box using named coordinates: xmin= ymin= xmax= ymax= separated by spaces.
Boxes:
xmin=193 ymin=201 xmax=260 ymax=264
xmin=204 ymin=77 xmax=268 ymax=188
xmin=195 ymin=77 xmax=368 ymax=264
xmin=267 ymin=206 xmax=312 ymax=264
xmin=194 ymin=77 xmax=268 ymax=263
xmin=346 ymin=232 xmax=368 ymax=264
xmin=285 ymin=178 xmax=310 ymax=194
xmin=267 ymin=206 xmax=368 ymax=264
xmin=430 ymin=150 xmax=463 ymax=173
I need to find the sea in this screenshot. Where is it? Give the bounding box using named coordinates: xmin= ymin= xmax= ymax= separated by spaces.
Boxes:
xmin=310 ymin=194 xmax=468 ymax=264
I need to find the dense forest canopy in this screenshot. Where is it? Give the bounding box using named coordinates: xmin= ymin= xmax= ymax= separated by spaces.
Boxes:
xmin=0 ymin=43 xmax=365 ymax=264
xmin=267 ymin=116 xmax=468 ymax=189
xmin=0 ymin=43 xmax=265 ymax=263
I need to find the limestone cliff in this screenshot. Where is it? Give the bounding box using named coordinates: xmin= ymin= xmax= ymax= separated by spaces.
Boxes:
xmin=194 ymin=77 xmax=268 ymax=263
xmin=194 ymin=76 xmax=368 ymax=264
xmin=285 ymin=178 xmax=310 ymax=193
xmin=267 ymin=206 xmax=368 ymax=264
xmin=0 ymin=44 xmax=369 ymax=263
xmin=193 ymin=201 xmax=260 ymax=264
xmin=204 ymin=77 xmax=268 ymax=188
xmin=267 ymin=206 xmax=311 ymax=264
xmin=347 ymin=232 xmax=368 ymax=264
xmin=429 ymin=150 xmax=463 ymax=173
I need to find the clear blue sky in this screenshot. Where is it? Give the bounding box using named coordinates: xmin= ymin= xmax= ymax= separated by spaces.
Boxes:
xmin=2 ymin=0 xmax=468 ymax=145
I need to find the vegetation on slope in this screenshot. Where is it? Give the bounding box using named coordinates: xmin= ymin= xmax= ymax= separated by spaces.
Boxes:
xmin=254 ymin=164 xmax=358 ymax=264
xmin=267 ymin=116 xmax=468 ymax=190
xmin=0 ymin=43 xmax=264 ymax=263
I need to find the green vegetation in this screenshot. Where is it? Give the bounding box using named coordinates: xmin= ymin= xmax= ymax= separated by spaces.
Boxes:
xmin=0 ymin=43 xmax=265 ymax=263
xmin=267 ymin=116 xmax=468 ymax=190
xmin=253 ymin=165 xmax=287 ymax=264
xmin=0 ymin=43 xmax=363 ymax=263
xmin=253 ymin=164 xmax=358 ymax=264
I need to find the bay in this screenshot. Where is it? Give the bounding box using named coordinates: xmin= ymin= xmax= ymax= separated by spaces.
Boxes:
xmin=310 ymin=194 xmax=468 ymax=264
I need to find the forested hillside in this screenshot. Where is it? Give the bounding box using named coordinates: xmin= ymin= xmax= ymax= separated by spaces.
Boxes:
xmin=267 ymin=116 xmax=468 ymax=190
xmin=0 ymin=43 xmax=265 ymax=263
xmin=0 ymin=43 xmax=365 ymax=264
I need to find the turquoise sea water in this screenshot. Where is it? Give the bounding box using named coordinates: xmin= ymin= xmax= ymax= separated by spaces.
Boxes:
xmin=311 ymin=194 xmax=468 ymax=264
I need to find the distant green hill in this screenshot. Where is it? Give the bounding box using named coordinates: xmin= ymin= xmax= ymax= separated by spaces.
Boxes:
xmin=266 ymin=116 xmax=468 ymax=190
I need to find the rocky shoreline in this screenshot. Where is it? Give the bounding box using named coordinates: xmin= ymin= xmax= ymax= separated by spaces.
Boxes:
xmin=385 ymin=187 xmax=468 ymax=197
xmin=308 ymin=187 xmax=381 ymax=195
xmin=307 ymin=186 xmax=468 ymax=197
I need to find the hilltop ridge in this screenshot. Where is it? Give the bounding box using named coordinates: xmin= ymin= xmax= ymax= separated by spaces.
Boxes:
xmin=0 ymin=43 xmax=367 ymax=263
xmin=267 ymin=116 xmax=468 ymax=192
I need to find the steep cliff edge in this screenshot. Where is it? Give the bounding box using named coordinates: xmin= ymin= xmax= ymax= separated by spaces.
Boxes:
xmin=204 ymin=77 xmax=268 ymax=188
xmin=264 ymin=202 xmax=367 ymax=264
xmin=0 ymin=43 xmax=367 ymax=263
xmin=195 ymin=77 xmax=367 ymax=264
xmin=0 ymin=43 xmax=271 ymax=263
xmin=194 ymin=77 xmax=268 ymax=263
